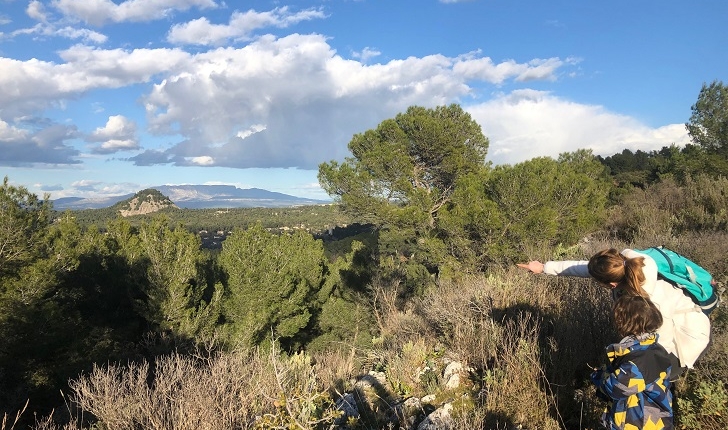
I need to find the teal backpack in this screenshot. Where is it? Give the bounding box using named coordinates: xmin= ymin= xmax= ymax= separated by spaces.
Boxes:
xmin=636 ymin=246 xmax=719 ymax=315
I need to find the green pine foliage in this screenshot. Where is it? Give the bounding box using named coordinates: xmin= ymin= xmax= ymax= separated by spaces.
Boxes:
xmin=687 ymin=80 xmax=728 ymax=157
xmin=116 ymin=216 xmax=220 ymax=339
xmin=0 ymin=177 xmax=52 ymax=278
xmin=318 ymin=104 xmax=492 ymax=289
xmin=480 ymin=151 xmax=610 ymax=264
xmin=218 ymin=224 xmax=331 ymax=349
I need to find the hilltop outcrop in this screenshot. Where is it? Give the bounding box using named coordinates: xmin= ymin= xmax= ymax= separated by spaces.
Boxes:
xmin=116 ymin=188 xmax=178 ymax=217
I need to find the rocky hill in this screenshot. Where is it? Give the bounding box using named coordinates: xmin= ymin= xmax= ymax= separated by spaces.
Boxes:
xmin=114 ymin=189 xmax=178 ymax=217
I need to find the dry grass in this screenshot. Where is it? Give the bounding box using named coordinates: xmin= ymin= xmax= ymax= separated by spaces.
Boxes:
xmin=50 ymin=344 xmax=342 ymax=430
xmin=68 ymin=350 xmax=266 ymax=429
xmin=413 ymin=267 xmax=613 ymax=429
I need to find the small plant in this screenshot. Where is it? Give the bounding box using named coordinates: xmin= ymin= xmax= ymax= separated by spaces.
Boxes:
xmin=264 ymin=348 xmax=342 ymax=430
xmin=677 ymin=379 xmax=728 ymax=429
xmin=419 ymin=368 xmax=440 ymax=395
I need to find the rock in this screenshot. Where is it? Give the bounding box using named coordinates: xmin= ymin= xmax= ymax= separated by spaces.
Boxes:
xmin=417 ymin=402 xmax=453 ymax=430
xmin=443 ymin=361 xmax=468 ymax=390
xmin=398 ymin=397 xmax=428 ymax=430
xmin=335 ymin=392 xmax=359 ymax=427
xmin=421 ymin=394 xmax=437 ymax=404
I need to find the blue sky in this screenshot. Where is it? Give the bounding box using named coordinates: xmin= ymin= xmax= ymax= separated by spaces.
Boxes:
xmin=1 ymin=0 xmax=726 ymax=201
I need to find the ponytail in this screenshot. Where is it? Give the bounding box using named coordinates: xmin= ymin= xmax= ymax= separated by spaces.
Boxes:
xmin=623 ymin=256 xmax=647 ymax=297
xmin=588 ymin=248 xmax=648 ymax=297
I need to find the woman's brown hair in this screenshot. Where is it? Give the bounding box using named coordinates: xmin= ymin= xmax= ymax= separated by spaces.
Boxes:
xmin=612 ymin=294 xmax=663 ymax=337
xmin=588 ymin=248 xmax=648 ymax=297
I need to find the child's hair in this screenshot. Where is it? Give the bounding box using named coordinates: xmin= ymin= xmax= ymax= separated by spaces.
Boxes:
xmin=612 ymin=294 xmax=663 ymax=337
xmin=588 ymin=248 xmax=648 ymax=297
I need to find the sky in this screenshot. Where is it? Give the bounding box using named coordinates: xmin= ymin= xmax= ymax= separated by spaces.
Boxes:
xmin=1 ymin=0 xmax=726 ymax=201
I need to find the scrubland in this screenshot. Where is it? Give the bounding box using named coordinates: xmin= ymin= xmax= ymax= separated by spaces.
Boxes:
xmin=6 ymin=230 xmax=726 ymax=429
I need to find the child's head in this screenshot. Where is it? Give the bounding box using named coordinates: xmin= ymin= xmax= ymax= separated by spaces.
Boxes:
xmin=612 ymin=294 xmax=663 ymax=337
xmin=588 ymin=248 xmax=648 ymax=297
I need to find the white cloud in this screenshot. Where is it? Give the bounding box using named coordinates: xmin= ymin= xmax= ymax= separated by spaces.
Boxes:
xmin=87 ymin=115 xmax=140 ymax=153
xmin=71 ymin=179 xmax=102 ymax=190
xmin=27 ymin=1 xmax=47 ymax=22
xmin=0 ymin=118 xmax=29 ymax=141
xmin=54 ymin=26 xmax=107 ymax=43
xmin=466 ymin=90 xmax=691 ymax=165
xmin=133 ymin=33 xmax=480 ymax=168
xmin=66 ymin=180 xmax=140 ymax=197
xmin=9 ymin=23 xmax=108 ymax=44
xmin=9 ymin=1 xmax=108 ymax=44
xmin=236 ymin=124 xmax=266 ymax=140
xmin=57 ymin=45 xmax=191 ymax=84
xmin=96 ymin=139 xmax=139 ymax=152
xmin=516 ymin=58 xmax=566 ymax=82
xmin=0 ymin=47 xmax=189 ymax=118
xmin=190 ymin=155 xmax=214 ymax=165
xmin=88 ymin=115 xmax=136 ymax=141
xmin=51 ymin=0 xmax=219 ymax=26
xmin=453 ymin=53 xmax=568 ymax=84
xmin=167 ymin=7 xmax=327 ymax=46
xmin=351 ymin=47 xmax=381 ymax=63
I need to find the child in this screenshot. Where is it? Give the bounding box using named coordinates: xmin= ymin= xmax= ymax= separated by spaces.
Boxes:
xmin=591 ymin=294 xmax=674 ymax=429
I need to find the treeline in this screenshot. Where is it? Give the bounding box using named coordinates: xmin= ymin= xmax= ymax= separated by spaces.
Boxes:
xmin=600 ymin=80 xmax=728 ymax=189
xmin=1 ymin=81 xmax=727 ymax=427
xmin=598 ymin=143 xmax=727 ymax=189
xmin=63 ymin=204 xmax=355 ymax=238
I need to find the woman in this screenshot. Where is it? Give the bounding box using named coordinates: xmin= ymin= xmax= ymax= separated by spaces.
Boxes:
xmin=518 ymin=248 xmax=711 ymax=376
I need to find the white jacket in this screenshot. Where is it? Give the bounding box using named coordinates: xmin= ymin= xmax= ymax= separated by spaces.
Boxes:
xmin=543 ymin=249 xmax=711 ymax=368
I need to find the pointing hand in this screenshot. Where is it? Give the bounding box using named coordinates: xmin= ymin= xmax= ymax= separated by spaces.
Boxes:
xmin=517 ymin=261 xmax=544 ymax=274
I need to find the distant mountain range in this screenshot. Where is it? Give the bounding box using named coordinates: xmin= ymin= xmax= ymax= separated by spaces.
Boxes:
xmin=52 ymin=185 xmax=331 ymax=210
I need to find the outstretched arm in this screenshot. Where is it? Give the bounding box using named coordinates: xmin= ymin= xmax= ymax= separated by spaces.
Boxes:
xmin=518 ymin=259 xmax=592 ymax=277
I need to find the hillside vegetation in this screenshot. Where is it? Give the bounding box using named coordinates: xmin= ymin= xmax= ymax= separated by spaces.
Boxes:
xmin=2 ymin=82 xmax=727 ymax=429
xmin=61 ymin=197 xmax=354 ymax=240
